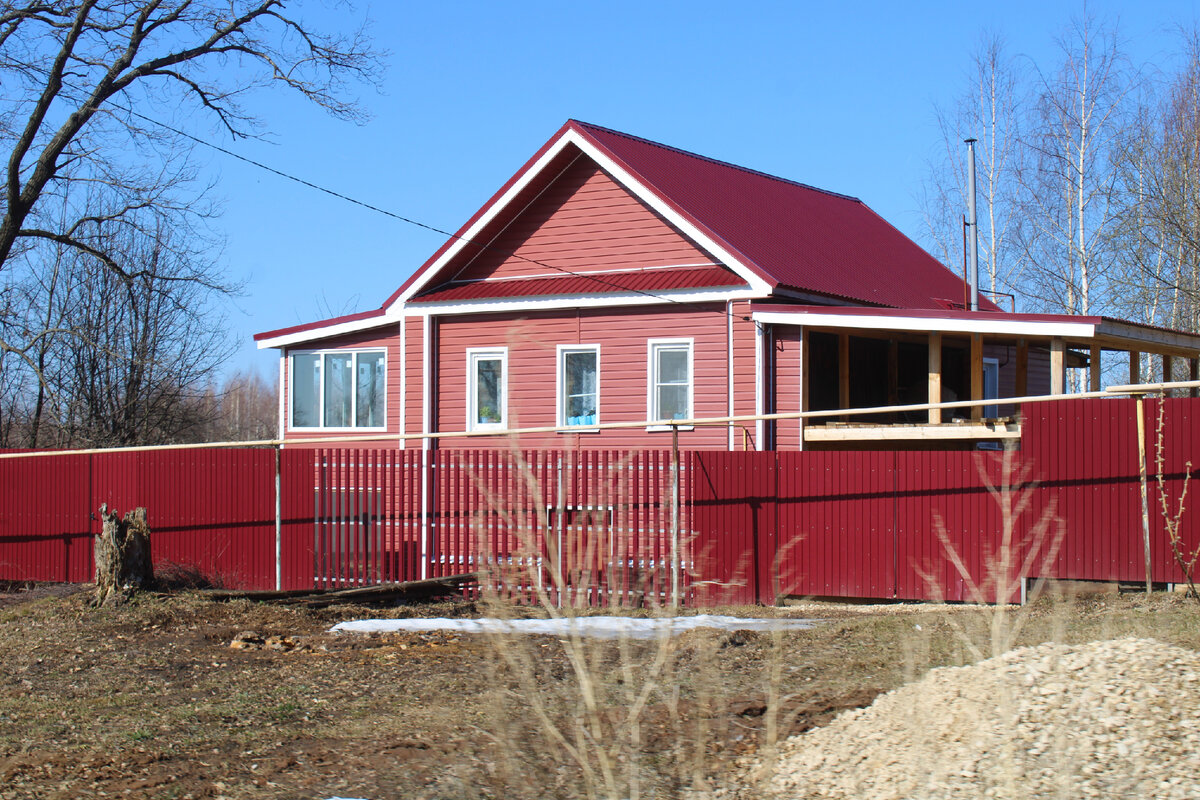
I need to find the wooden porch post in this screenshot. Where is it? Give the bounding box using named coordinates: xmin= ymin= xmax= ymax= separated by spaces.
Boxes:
xmin=1164 ymin=354 xmax=1175 ymax=397
xmin=799 ymin=327 xmax=809 ymax=451
xmin=970 ymin=333 xmax=983 ymax=421
xmin=1015 ymin=339 xmax=1029 ymax=398
xmin=838 ymin=333 xmax=850 ymax=422
xmin=928 ymin=332 xmax=942 ymax=424
xmin=887 ymin=340 xmax=900 ymax=421
xmin=1089 ymin=343 xmax=1102 ymax=392
xmin=1190 ymin=358 xmax=1198 ymax=398
xmin=1129 ymin=350 xmax=1141 ymax=385
xmin=1050 ymin=337 xmax=1065 ymax=395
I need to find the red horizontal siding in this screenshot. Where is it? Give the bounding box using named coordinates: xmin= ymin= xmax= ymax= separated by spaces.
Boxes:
xmin=450 ymin=158 xmax=716 ymax=283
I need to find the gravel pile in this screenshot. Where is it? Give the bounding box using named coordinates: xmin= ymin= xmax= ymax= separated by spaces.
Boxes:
xmin=764 ymin=638 xmax=1200 ymax=799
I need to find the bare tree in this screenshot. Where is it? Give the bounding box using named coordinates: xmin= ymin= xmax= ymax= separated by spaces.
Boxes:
xmin=922 ymin=33 xmax=1027 ymax=305
xmin=0 ymin=0 xmax=378 ymax=269
xmin=0 ymin=1 xmax=379 ymax=445
xmin=1017 ymin=15 xmax=1135 ymax=318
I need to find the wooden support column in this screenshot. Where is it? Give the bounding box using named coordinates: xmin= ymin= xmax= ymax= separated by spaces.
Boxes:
xmin=1089 ymin=343 xmax=1102 ymax=392
xmin=887 ymin=340 xmax=900 ymax=421
xmin=1191 ymin=359 xmax=1199 ymax=398
xmin=970 ymin=333 xmax=983 ymax=421
xmin=799 ymin=327 xmax=809 ymax=451
xmin=1015 ymin=339 xmax=1029 ymax=398
xmin=1129 ymin=350 xmax=1141 ymax=385
xmin=838 ymin=333 xmax=850 ymax=421
xmin=1164 ymin=354 xmax=1175 ymax=397
xmin=928 ymin=332 xmax=942 ymax=424
xmin=1050 ymin=338 xmax=1066 ymax=395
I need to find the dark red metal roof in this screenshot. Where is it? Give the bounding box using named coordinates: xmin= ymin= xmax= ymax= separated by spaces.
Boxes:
xmin=410 ymin=266 xmax=745 ymax=303
xmin=569 ymin=121 xmax=999 ymax=311
xmin=254 ymin=307 xmax=387 ymax=342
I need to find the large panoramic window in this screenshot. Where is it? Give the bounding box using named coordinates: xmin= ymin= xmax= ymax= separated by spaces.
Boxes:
xmin=648 ymin=339 xmax=692 ymax=424
xmin=290 ymin=350 xmax=386 ymax=430
xmin=559 ymin=346 xmax=599 ymax=427
xmin=468 ymin=348 xmax=507 ymax=431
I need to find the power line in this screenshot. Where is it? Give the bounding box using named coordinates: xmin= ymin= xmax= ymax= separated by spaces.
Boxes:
xmin=109 ymin=102 xmax=754 ymax=320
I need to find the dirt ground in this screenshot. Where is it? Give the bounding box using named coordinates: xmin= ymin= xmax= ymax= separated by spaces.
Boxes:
xmin=0 ymin=582 xmax=1197 ymax=800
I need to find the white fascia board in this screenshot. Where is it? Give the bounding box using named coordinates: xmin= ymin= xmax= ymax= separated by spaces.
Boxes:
xmin=255 ymin=314 xmax=398 ymax=350
xmin=752 ymin=310 xmax=1098 ymax=339
xmin=570 ymin=133 xmax=774 ymax=296
xmin=403 ymin=287 xmax=762 ymax=317
xmin=391 ymin=135 xmax=579 ymax=308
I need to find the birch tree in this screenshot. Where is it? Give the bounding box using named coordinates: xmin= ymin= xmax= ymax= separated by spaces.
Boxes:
xmin=1018 ymin=16 xmax=1134 ymax=317
xmin=922 ymin=34 xmax=1026 ymax=306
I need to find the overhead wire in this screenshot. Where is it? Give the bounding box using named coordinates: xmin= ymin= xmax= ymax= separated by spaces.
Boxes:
xmin=105 ymin=100 xmax=757 ymax=323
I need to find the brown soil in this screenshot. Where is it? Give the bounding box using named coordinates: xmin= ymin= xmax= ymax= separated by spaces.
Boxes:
xmin=0 ymin=583 xmax=1196 ymax=800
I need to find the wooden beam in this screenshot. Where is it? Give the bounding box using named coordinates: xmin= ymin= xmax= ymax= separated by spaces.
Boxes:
xmin=1089 ymin=343 xmax=1102 ymax=392
xmin=970 ymin=333 xmax=983 ymax=421
xmin=805 ymin=424 xmax=1020 ymax=442
xmin=1164 ymin=354 xmax=1175 ymax=397
xmin=838 ymin=332 xmax=850 ymax=421
xmin=1050 ymin=337 xmax=1065 ymax=395
xmin=1129 ymin=350 xmax=1141 ymax=385
xmin=1015 ymin=339 xmax=1029 ymax=398
xmin=887 ymin=339 xmax=900 ymax=419
xmin=799 ymin=327 xmax=809 ymax=452
xmin=928 ymin=332 xmax=942 ymax=425
xmin=1191 ymin=359 xmax=1198 ymax=399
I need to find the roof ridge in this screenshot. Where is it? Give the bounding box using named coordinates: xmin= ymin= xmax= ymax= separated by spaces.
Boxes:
xmin=569 ymin=119 xmax=863 ymax=204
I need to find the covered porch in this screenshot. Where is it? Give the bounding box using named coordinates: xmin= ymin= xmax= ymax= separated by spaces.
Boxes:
xmin=752 ymin=305 xmax=1200 ymax=449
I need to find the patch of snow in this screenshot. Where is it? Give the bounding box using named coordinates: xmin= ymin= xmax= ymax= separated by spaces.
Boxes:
xmin=329 ymin=614 xmax=817 ymax=639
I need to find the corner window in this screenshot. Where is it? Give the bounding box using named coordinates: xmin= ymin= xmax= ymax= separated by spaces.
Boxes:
xmin=648 ymin=339 xmax=692 ymax=423
xmin=558 ymin=345 xmax=599 ymax=427
xmin=468 ymin=348 xmax=507 ymax=430
xmin=290 ymin=349 xmax=386 ymax=430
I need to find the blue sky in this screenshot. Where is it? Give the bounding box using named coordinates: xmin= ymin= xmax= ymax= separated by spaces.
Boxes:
xmin=209 ymin=0 xmax=1200 ymax=377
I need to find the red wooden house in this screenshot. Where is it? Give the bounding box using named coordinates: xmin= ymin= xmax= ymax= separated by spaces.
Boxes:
xmin=255 ymin=121 xmax=1200 ymax=450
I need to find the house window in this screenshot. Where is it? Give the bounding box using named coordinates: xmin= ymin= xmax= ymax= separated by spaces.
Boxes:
xmin=291 ymin=349 xmax=386 ymax=430
xmin=558 ymin=345 xmax=599 ymax=427
xmin=468 ymin=348 xmax=507 ymax=430
xmin=648 ymin=339 xmax=693 ymax=424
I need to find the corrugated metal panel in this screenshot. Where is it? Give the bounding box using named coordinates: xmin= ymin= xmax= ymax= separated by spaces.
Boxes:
xmin=411 ymin=266 xmax=745 ymax=303
xmin=573 ymin=121 xmax=998 ymax=311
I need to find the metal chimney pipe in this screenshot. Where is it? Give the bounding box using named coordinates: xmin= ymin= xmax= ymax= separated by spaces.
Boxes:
xmin=965 ymin=138 xmax=980 ymax=312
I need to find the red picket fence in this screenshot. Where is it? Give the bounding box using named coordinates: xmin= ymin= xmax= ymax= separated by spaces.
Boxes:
xmin=0 ymin=397 xmax=1197 ymax=605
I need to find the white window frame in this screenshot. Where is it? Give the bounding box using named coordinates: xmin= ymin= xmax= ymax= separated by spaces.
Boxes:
xmin=467 ymin=347 xmax=508 ymax=431
xmin=647 ymin=338 xmax=694 ymax=431
xmin=983 ymin=356 xmax=1001 ymax=418
xmin=289 ymin=348 xmax=387 ymax=431
xmin=557 ymin=344 xmax=601 ymax=430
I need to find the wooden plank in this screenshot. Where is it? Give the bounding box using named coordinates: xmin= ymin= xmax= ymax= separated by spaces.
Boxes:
xmin=1191 ymin=359 xmax=1198 ymax=399
xmin=928 ymin=332 xmax=942 ymax=425
xmin=970 ymin=333 xmax=983 ymax=421
xmin=1129 ymin=350 xmax=1141 ymax=385
xmin=1051 ymin=337 xmax=1066 ymax=395
xmin=887 ymin=339 xmax=900 ymax=411
xmin=1016 ymin=339 xmax=1029 ymax=397
xmin=838 ymin=332 xmax=850 ymax=421
xmin=1163 ymin=354 xmax=1175 ymax=396
xmin=1090 ymin=343 xmax=1102 ymax=392
xmin=799 ymin=327 xmax=809 ymax=452
xmin=805 ymin=424 xmax=1020 ymax=441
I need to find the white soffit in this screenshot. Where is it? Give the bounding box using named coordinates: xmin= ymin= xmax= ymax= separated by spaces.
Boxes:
xmin=751 ymin=310 xmax=1098 ymax=339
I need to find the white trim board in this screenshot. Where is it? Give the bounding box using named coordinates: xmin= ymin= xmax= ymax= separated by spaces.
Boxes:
xmin=752 ymin=310 xmax=1097 ymax=339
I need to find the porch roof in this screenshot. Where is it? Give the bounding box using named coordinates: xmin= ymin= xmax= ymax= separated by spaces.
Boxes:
xmin=750 ymin=304 xmax=1200 ymax=357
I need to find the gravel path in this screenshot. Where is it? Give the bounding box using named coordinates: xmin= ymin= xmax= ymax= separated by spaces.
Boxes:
xmin=762 ymin=638 xmax=1200 ymax=799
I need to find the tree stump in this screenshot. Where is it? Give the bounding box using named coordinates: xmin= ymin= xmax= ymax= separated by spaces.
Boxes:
xmin=94 ymin=504 xmax=153 ymax=607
